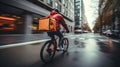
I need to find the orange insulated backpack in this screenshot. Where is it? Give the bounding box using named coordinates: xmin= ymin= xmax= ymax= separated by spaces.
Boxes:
xmin=39 ymin=17 xmax=57 ymax=32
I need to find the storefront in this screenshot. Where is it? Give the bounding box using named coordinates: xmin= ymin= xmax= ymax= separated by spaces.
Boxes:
xmin=0 ymin=0 xmax=74 ymax=45
xmin=0 ymin=2 xmax=44 ymax=34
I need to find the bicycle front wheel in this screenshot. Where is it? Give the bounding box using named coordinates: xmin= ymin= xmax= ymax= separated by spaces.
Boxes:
xmin=40 ymin=41 xmax=56 ymax=63
xmin=62 ymin=38 xmax=69 ymax=52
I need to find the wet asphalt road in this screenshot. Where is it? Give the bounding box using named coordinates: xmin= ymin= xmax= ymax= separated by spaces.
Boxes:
xmin=1 ymin=33 xmax=120 ymax=67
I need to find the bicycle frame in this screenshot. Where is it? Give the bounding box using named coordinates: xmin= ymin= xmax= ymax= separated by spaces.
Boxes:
xmin=40 ymin=31 xmax=69 ymax=63
xmin=51 ymin=38 xmax=57 ymax=51
xmin=49 ymin=32 xmax=66 ymax=51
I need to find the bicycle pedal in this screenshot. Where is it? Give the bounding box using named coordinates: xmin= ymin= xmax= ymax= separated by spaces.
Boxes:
xmin=57 ymin=49 xmax=65 ymax=51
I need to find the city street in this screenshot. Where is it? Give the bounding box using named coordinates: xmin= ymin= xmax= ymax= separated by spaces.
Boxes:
xmin=0 ymin=0 xmax=120 ymax=67
xmin=1 ymin=33 xmax=120 ymax=67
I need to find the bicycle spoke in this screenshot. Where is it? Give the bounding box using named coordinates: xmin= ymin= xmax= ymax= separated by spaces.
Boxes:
xmin=62 ymin=38 xmax=69 ymax=52
xmin=40 ymin=41 xmax=56 ymax=63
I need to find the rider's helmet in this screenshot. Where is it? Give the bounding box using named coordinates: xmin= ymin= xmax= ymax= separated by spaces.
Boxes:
xmin=53 ymin=8 xmax=60 ymax=13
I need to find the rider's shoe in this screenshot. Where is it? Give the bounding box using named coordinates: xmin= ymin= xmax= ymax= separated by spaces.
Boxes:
xmin=57 ymin=46 xmax=64 ymax=51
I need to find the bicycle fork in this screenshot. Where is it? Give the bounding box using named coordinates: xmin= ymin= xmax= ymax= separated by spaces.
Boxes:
xmin=46 ymin=40 xmax=57 ymax=53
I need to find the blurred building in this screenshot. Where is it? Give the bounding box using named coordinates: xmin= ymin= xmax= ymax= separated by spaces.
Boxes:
xmin=74 ymin=0 xmax=90 ymax=32
xmin=40 ymin=0 xmax=74 ymax=22
xmin=93 ymin=0 xmax=120 ymax=33
xmin=112 ymin=0 xmax=120 ymax=30
xmin=0 ymin=0 xmax=74 ymax=34
xmin=74 ymin=0 xmax=81 ymax=27
xmin=0 ymin=0 xmax=75 ymax=45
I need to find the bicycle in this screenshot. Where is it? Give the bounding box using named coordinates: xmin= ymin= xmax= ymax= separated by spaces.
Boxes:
xmin=40 ymin=32 xmax=69 ymax=63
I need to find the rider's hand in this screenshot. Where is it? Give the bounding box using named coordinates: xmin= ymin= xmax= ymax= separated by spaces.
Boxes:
xmin=66 ymin=30 xmax=69 ymax=33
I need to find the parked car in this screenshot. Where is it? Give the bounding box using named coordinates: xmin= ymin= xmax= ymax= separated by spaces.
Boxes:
xmin=102 ymin=31 xmax=107 ymax=35
xmin=74 ymin=26 xmax=82 ymax=34
xmin=74 ymin=29 xmax=82 ymax=34
xmin=111 ymin=30 xmax=120 ymax=38
xmin=103 ymin=30 xmax=112 ymax=37
xmin=83 ymin=30 xmax=89 ymax=33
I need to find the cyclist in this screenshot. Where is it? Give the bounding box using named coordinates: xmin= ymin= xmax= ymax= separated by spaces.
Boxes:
xmin=47 ymin=9 xmax=69 ymax=50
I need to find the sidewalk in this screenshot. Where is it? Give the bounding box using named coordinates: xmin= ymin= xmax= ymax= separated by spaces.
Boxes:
xmin=0 ymin=33 xmax=73 ymax=49
xmin=0 ymin=34 xmax=50 ymax=46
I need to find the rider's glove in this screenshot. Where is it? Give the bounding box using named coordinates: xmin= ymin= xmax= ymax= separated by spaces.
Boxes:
xmin=66 ymin=30 xmax=69 ymax=33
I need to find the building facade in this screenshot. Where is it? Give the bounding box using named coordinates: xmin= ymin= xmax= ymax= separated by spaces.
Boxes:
xmin=0 ymin=0 xmax=74 ymax=34
xmin=93 ymin=0 xmax=114 ymax=33
xmin=74 ymin=0 xmax=80 ymax=27
xmin=112 ymin=0 xmax=120 ymax=30
xmin=93 ymin=0 xmax=120 ymax=33
xmin=74 ymin=0 xmax=90 ymax=32
xmin=0 ymin=0 xmax=75 ymax=45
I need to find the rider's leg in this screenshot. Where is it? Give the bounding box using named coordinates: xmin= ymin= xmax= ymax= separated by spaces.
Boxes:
xmin=47 ymin=32 xmax=55 ymax=52
xmin=47 ymin=32 xmax=55 ymax=40
xmin=56 ymin=31 xmax=63 ymax=47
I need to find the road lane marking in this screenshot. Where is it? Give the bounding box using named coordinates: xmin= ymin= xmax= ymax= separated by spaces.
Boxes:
xmin=112 ymin=40 xmax=119 ymax=43
xmin=0 ymin=34 xmax=80 ymax=49
xmin=0 ymin=39 xmax=50 ymax=49
xmin=98 ymin=39 xmax=108 ymax=42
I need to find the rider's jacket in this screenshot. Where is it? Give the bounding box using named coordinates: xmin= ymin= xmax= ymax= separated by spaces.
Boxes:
xmin=50 ymin=10 xmax=69 ymax=32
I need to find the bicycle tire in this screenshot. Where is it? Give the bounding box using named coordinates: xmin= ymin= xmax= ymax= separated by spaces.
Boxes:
xmin=40 ymin=41 xmax=56 ymax=63
xmin=62 ymin=38 xmax=69 ymax=53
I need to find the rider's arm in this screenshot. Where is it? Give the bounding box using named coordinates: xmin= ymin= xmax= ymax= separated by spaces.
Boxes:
xmin=59 ymin=16 xmax=69 ymax=32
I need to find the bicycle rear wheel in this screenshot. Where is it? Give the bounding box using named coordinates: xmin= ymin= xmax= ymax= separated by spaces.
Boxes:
xmin=40 ymin=41 xmax=56 ymax=63
xmin=62 ymin=38 xmax=69 ymax=52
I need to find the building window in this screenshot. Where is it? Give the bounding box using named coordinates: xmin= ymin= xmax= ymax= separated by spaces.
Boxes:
xmin=0 ymin=13 xmax=27 ymax=34
xmin=0 ymin=3 xmax=26 ymax=34
xmin=78 ymin=6 xmax=80 ymax=9
xmin=0 ymin=3 xmax=44 ymax=34
xmin=0 ymin=15 xmax=17 ymax=32
xmin=55 ymin=2 xmax=58 ymax=8
xmin=55 ymin=2 xmax=61 ymax=12
xmin=32 ymin=14 xmax=43 ymax=34
xmin=47 ymin=0 xmax=52 ymax=6
xmin=75 ymin=2 xmax=80 ymax=6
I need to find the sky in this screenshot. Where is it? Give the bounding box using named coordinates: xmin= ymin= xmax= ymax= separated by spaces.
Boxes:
xmin=83 ymin=0 xmax=99 ymax=29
